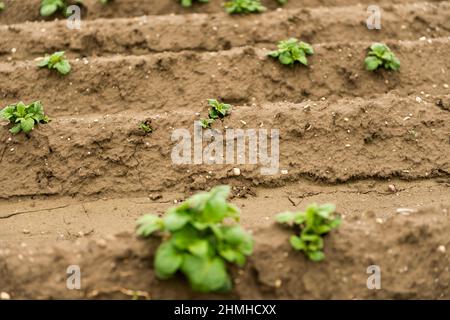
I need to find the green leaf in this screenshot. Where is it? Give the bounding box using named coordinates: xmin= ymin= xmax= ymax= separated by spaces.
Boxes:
xmin=164 ymin=209 xmax=190 ymax=232
xmin=154 ymin=242 xmax=183 ymax=279
xmin=308 ymin=250 xmax=325 ymax=262
xmin=172 ymin=226 xmax=200 ymax=250
xmin=20 ymin=118 xmax=35 ymax=133
xmin=279 ymin=52 xmax=293 ymax=65
xmin=187 ymin=239 xmax=209 ymax=257
xmin=9 ymin=123 xmax=21 ymax=134
xmin=136 ymin=214 xmax=164 ymax=237
xmin=181 ymin=255 xmax=231 ymax=292
xmin=365 ymin=56 xmax=382 ymax=71
xmin=54 ymin=60 xmax=71 ymax=75
xmin=276 ymin=211 xmax=295 ymax=224
xmin=290 ymin=235 xmax=305 ymax=250
xmin=40 ymin=4 xmax=58 ymax=16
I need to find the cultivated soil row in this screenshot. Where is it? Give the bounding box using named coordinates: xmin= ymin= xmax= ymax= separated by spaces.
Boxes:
xmin=0 ymin=0 xmax=448 ymax=299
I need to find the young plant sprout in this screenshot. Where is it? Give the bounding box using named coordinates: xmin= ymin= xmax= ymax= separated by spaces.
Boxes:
xmin=199 ymin=118 xmax=215 ymax=129
xmin=268 ymin=38 xmax=314 ymax=66
xmin=276 ymin=203 xmax=341 ymax=262
xmin=139 ymin=122 xmax=153 ymax=134
xmin=136 ymin=185 xmax=253 ymax=293
xmin=198 ymin=99 xmax=232 ymax=129
xmin=38 ymin=51 xmax=71 ymax=75
xmin=40 ymin=0 xmax=67 ymax=17
xmin=0 ymin=101 xmax=50 ymax=134
xmin=364 ymin=43 xmax=400 ymax=71
xmin=224 ymin=0 xmax=266 ymax=14
xmin=179 ymin=0 xmax=209 ymax=7
xmin=208 ymin=99 xmax=232 ymax=119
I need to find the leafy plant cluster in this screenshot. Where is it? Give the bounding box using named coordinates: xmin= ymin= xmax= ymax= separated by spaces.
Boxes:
xmin=364 ymin=43 xmax=400 ymax=71
xmin=40 ymin=0 xmax=109 ymax=17
xmin=269 ymin=38 xmax=314 ymax=66
xmin=224 ymin=0 xmax=266 ymax=14
xmin=0 ymin=101 xmax=49 ymax=134
xmin=0 ymin=2 xmax=5 ymax=12
xmin=38 ymin=51 xmax=71 ymax=75
xmin=199 ymin=99 xmax=232 ymax=129
xmin=179 ymin=0 xmax=209 ymax=7
xmin=137 ymin=185 xmax=253 ymax=293
xmin=276 ymin=203 xmax=341 ymax=262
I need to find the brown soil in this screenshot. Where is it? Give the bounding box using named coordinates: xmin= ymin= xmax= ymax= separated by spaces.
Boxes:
xmin=0 ymin=0 xmax=449 ymax=299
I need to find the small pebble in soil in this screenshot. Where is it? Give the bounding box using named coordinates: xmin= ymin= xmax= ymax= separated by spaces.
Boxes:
xmin=232 ymin=168 xmax=241 ymax=176
xmin=274 ymin=279 xmax=282 ymax=288
xmin=281 ymin=169 xmax=288 ymax=175
xmin=22 ymin=229 xmax=30 ymax=234
xmin=437 ymin=245 xmax=446 ymax=253
xmin=388 ymin=184 xmax=397 ymax=193
xmin=0 ymin=292 xmax=10 ymax=300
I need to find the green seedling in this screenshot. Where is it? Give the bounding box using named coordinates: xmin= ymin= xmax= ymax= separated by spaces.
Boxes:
xmin=137 ymin=185 xmax=253 ymax=293
xmin=40 ymin=0 xmax=67 ymax=16
xmin=269 ymin=38 xmax=314 ymax=66
xmin=277 ymin=0 xmax=288 ymax=4
xmin=365 ymin=43 xmax=400 ymax=71
xmin=198 ymin=99 xmax=232 ymax=129
xmin=276 ymin=203 xmax=341 ymax=262
xmin=0 ymin=101 xmax=49 ymax=134
xmin=208 ymin=99 xmax=231 ymax=119
xmin=0 ymin=2 xmax=5 ymax=11
xmin=224 ymin=0 xmax=266 ymax=14
xmin=199 ymin=118 xmax=215 ymax=129
xmin=38 ymin=51 xmax=71 ymax=75
xmin=139 ymin=122 xmax=153 ymax=133
xmin=180 ymin=0 xmax=209 ymax=7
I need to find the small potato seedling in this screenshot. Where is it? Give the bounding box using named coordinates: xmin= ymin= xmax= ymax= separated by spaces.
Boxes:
xmin=365 ymin=43 xmax=400 ymax=71
xmin=199 ymin=118 xmax=215 ymax=129
xmin=0 ymin=2 xmax=5 ymax=11
xmin=40 ymin=0 xmax=67 ymax=17
xmin=224 ymin=0 xmax=266 ymax=14
xmin=0 ymin=101 xmax=49 ymax=134
xmin=137 ymin=185 xmax=253 ymax=293
xmin=276 ymin=203 xmax=341 ymax=262
xmin=180 ymin=0 xmax=209 ymax=7
xmin=269 ymin=38 xmax=314 ymax=66
xmin=208 ymin=99 xmax=232 ymax=119
xmin=38 ymin=51 xmax=71 ymax=75
xmin=198 ymin=99 xmax=232 ymax=129
xmin=139 ymin=122 xmax=153 ymax=134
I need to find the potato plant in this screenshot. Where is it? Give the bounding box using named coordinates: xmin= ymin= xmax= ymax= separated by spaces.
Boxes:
xmin=139 ymin=122 xmax=153 ymax=134
xmin=40 ymin=0 xmax=67 ymax=16
xmin=276 ymin=203 xmax=341 ymax=261
xmin=137 ymin=185 xmax=253 ymax=293
xmin=269 ymin=38 xmax=314 ymax=66
xmin=180 ymin=0 xmax=209 ymax=7
xmin=38 ymin=51 xmax=71 ymax=75
xmin=365 ymin=43 xmax=400 ymax=71
xmin=0 ymin=101 xmax=49 ymax=134
xmin=199 ymin=99 xmax=232 ymax=129
xmin=0 ymin=2 xmax=5 ymax=11
xmin=224 ymin=0 xmax=266 ymax=14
